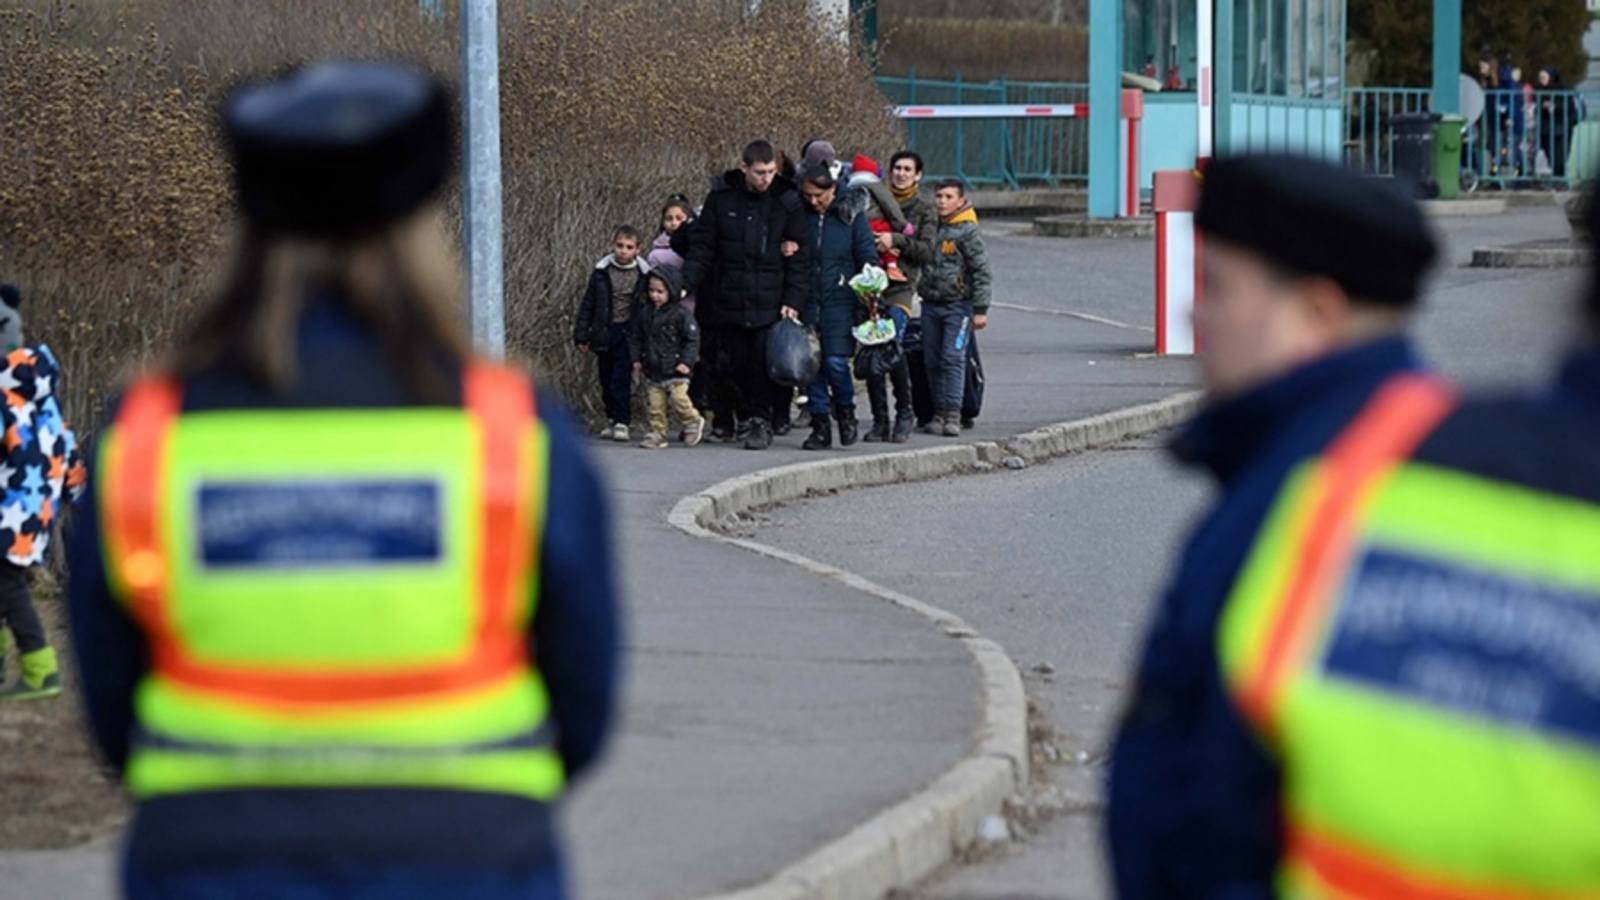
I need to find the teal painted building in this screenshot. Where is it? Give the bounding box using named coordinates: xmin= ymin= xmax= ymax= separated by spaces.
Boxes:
xmin=1088 ymin=0 xmax=1461 ymax=216
xmin=1124 ymin=0 xmax=1347 ymax=191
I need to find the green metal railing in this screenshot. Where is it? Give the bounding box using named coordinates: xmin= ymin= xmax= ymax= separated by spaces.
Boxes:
xmin=1345 ymin=86 xmax=1597 ymax=190
xmin=880 ymin=77 xmax=1600 ymax=194
xmin=876 ymin=73 xmax=1090 ymax=188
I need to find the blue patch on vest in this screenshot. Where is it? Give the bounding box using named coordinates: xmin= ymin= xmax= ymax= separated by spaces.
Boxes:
xmin=1323 ymin=547 xmax=1600 ymax=746
xmin=197 ymin=480 xmax=443 ymax=568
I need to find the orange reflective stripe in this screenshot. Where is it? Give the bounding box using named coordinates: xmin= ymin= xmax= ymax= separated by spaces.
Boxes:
xmin=464 ymin=361 xmax=538 ymax=663
xmin=1289 ymin=823 xmax=1585 ymax=900
xmin=107 ymin=365 xmax=540 ymax=707
xmin=107 ymin=377 xmax=182 ymax=664
xmin=1239 ymin=375 xmax=1458 ymax=732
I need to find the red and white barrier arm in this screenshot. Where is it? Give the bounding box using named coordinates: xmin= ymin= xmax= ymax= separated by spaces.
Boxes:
xmin=893 ymin=104 xmax=1088 ymax=119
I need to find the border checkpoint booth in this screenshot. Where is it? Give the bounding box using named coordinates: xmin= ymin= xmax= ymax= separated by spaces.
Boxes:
xmin=1088 ymin=0 xmax=1463 ymax=354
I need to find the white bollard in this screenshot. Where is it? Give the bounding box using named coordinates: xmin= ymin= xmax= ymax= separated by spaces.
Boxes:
xmin=1153 ymin=170 xmax=1201 ymax=355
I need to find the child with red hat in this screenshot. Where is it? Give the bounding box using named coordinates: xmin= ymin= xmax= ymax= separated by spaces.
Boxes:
xmin=846 ymin=154 xmax=915 ymax=282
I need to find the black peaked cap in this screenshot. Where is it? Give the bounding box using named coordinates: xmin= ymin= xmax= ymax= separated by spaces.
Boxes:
xmin=224 ymin=61 xmax=453 ymax=235
xmin=1196 ymin=154 xmax=1438 ymax=306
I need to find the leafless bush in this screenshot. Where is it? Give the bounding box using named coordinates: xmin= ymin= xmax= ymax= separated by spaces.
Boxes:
xmin=878 ymin=16 xmax=1089 ymax=82
xmin=0 ymin=0 xmax=904 ymax=431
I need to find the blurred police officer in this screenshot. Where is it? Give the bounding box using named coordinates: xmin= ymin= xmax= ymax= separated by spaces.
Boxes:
xmin=1191 ymin=195 xmax=1600 ymax=899
xmin=1105 ymin=154 xmax=1441 ymax=898
xmin=66 ymin=62 xmax=620 ymax=900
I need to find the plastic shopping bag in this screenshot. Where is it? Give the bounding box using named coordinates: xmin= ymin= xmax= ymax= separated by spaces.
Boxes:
xmin=766 ymin=318 xmax=821 ymax=387
xmin=849 ymin=264 xmax=889 ymax=305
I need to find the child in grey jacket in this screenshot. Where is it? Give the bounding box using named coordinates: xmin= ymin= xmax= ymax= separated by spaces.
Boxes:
xmin=919 ymin=179 xmax=992 ymax=437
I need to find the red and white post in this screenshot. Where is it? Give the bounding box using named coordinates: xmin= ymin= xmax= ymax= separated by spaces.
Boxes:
xmin=1118 ymin=89 xmax=1144 ymax=218
xmin=1151 ymin=0 xmax=1216 ymax=356
xmin=1154 ymin=170 xmax=1201 ymax=355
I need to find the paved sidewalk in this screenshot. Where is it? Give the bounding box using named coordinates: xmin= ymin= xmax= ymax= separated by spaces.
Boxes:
xmin=566 ymin=227 xmax=1195 ymax=899
xmin=0 ymin=223 xmax=1174 ymax=900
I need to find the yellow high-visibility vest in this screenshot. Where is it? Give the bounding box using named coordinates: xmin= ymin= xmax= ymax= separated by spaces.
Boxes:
xmin=98 ymin=362 xmax=564 ymax=802
xmin=1220 ymin=374 xmax=1600 ymax=899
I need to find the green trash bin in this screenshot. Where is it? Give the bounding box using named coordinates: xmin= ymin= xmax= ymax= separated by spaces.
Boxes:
xmin=1433 ymin=115 xmax=1464 ymax=200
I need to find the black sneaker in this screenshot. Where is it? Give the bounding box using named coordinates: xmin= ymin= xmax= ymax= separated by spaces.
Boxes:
xmin=744 ymin=418 xmax=773 ymax=450
xmin=961 ymin=418 xmax=975 ymax=430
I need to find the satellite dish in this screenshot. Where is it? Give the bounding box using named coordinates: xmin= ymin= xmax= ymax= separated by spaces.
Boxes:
xmin=1460 ymin=74 xmax=1485 ymax=127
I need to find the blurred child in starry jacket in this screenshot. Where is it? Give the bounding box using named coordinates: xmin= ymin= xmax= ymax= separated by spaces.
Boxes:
xmin=0 ymin=284 xmax=87 ymax=700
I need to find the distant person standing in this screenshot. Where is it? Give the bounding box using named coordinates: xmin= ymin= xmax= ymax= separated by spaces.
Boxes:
xmin=67 ymin=62 xmax=620 ymax=900
xmin=1474 ymin=57 xmax=1502 ymax=176
xmin=1499 ymin=62 xmax=1529 ymax=177
xmin=681 ymin=139 xmax=811 ymax=450
xmin=1536 ymin=67 xmax=1581 ymax=179
xmin=1105 ymin=155 xmax=1439 ymax=899
xmin=919 ymin=180 xmax=992 ymax=437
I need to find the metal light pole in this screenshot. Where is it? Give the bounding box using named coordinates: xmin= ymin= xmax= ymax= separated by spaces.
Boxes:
xmin=462 ymin=0 xmax=506 ymax=360
xmin=1196 ymin=0 xmax=1213 ymax=165
xmin=1432 ymin=0 xmax=1462 ymax=114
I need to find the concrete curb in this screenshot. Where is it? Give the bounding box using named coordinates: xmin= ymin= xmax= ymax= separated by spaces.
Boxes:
xmin=1469 ymin=243 xmax=1592 ymax=269
xmin=1420 ymin=198 xmax=1508 ymax=217
xmin=1032 ymin=215 xmax=1155 ymax=239
xmin=674 ymin=390 xmax=1202 ymax=900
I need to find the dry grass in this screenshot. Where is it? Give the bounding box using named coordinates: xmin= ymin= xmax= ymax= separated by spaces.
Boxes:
xmin=877 ymin=17 xmax=1089 ymax=82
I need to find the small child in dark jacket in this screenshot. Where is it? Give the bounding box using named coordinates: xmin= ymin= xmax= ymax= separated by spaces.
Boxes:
xmin=630 ymin=266 xmax=704 ymax=449
xmin=574 ymin=226 xmax=649 ymax=441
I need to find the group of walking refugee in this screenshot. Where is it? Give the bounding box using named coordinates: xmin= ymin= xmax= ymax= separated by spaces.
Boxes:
xmin=6 ymin=55 xmax=1600 ymax=900
xmin=573 ymin=138 xmax=993 ymax=451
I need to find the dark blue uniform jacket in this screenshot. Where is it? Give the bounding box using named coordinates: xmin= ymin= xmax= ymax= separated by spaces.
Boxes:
xmin=65 ymin=301 xmax=621 ymax=900
xmin=1109 ymin=338 xmax=1600 ymax=899
xmin=1106 ymin=336 xmax=1424 ymax=900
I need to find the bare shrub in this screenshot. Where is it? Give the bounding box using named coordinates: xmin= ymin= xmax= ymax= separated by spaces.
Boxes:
xmin=0 ymin=2 xmax=231 ymax=429
xmin=0 ymin=0 xmax=904 ymax=434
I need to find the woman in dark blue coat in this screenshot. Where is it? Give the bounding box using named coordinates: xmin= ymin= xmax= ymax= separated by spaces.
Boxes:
xmin=797 ymin=165 xmax=877 ymax=450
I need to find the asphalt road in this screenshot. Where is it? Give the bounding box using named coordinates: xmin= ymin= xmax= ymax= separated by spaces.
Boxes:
xmin=755 ymin=210 xmax=1585 ymax=899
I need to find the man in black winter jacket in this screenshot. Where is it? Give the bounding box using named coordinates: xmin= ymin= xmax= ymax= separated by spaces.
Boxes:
xmin=681 ymin=139 xmax=812 ymax=450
